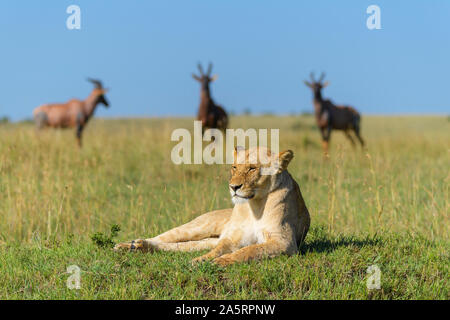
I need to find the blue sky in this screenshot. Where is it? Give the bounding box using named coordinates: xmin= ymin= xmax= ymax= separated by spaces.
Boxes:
xmin=0 ymin=1 xmax=449 ymax=121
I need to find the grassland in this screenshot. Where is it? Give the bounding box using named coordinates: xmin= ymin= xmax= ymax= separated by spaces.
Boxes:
xmin=0 ymin=115 xmax=448 ymax=299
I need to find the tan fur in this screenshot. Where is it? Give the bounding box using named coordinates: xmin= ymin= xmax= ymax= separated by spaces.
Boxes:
xmin=33 ymin=88 xmax=108 ymax=128
xmin=33 ymin=80 xmax=109 ymax=147
xmin=115 ymin=147 xmax=310 ymax=266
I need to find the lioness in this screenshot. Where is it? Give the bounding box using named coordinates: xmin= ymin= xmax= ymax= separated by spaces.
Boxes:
xmin=114 ymin=147 xmax=310 ymax=266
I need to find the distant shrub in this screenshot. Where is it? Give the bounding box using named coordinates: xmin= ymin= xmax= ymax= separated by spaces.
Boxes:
xmin=91 ymin=224 xmax=121 ymax=248
xmin=243 ymin=108 xmax=252 ymax=116
xmin=291 ymin=119 xmax=317 ymax=131
xmin=0 ymin=116 xmax=10 ymax=124
xmin=17 ymin=118 xmax=34 ymax=124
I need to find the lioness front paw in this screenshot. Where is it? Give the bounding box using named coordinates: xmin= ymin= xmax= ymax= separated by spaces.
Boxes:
xmin=114 ymin=239 xmax=149 ymax=252
xmin=191 ymin=254 xmax=212 ymax=265
xmin=212 ymin=255 xmax=235 ymax=267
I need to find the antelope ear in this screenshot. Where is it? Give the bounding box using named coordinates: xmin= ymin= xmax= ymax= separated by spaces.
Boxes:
xmin=304 ymin=81 xmax=312 ymax=88
xmin=278 ymin=150 xmax=294 ymax=172
xmin=322 ymin=81 xmax=329 ymax=88
xmin=192 ymin=74 xmax=201 ymax=81
xmin=210 ymin=74 xmax=218 ymax=82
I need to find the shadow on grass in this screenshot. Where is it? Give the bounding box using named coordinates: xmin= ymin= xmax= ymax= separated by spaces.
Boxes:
xmin=300 ymin=235 xmax=382 ymax=255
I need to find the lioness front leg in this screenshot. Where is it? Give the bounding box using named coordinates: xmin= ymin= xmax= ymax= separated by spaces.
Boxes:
xmin=191 ymin=238 xmax=236 ymax=264
xmin=212 ymin=239 xmax=296 ymax=267
xmin=114 ymin=209 xmax=232 ymax=252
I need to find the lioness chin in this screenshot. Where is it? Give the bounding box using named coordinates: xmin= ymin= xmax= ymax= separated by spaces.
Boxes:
xmin=114 ymin=147 xmax=310 ymax=266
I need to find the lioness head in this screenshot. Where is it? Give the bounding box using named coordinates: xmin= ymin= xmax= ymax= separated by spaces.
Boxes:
xmin=229 ymin=147 xmax=294 ymax=204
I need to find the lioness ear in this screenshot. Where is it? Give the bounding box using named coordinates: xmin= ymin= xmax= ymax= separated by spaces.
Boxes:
xmin=278 ymin=150 xmax=294 ymax=172
xmin=234 ymin=146 xmax=245 ymax=156
xmin=234 ymin=146 xmax=245 ymax=164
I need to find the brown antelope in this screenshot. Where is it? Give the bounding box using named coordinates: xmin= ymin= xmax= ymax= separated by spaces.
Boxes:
xmin=33 ymin=78 xmax=109 ymax=147
xmin=304 ymin=72 xmax=365 ymax=153
xmin=192 ymin=63 xmax=228 ymax=134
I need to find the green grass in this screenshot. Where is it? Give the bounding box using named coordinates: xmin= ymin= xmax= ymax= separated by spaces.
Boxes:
xmin=0 ymin=115 xmax=448 ymax=299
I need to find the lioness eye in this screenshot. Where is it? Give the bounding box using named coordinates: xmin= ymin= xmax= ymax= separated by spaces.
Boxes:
xmin=231 ymin=166 xmax=237 ymax=170
xmin=249 ymin=167 xmax=256 ymax=172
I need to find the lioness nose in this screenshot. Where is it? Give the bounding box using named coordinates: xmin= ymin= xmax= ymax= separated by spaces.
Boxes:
xmin=230 ymin=184 xmax=243 ymax=192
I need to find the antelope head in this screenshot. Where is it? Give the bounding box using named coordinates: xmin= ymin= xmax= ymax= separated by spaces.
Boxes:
xmin=304 ymin=72 xmax=329 ymax=97
xmin=87 ymin=78 xmax=110 ymax=107
xmin=192 ymin=62 xmax=218 ymax=92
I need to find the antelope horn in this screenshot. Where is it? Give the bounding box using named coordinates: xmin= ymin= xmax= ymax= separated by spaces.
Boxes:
xmin=319 ymin=72 xmax=326 ymax=82
xmin=207 ymin=62 xmax=213 ymax=76
xmin=87 ymin=78 xmax=103 ymax=89
xmin=310 ymin=72 xmax=315 ymax=82
xmin=197 ymin=63 xmax=204 ymax=76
